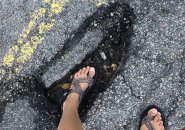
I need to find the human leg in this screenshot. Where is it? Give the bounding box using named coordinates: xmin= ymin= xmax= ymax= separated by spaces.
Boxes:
xmin=58 ymin=67 xmax=95 ymax=130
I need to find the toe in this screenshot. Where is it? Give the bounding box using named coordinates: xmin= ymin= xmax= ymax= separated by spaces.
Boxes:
xmin=158 ymin=116 xmax=162 ymax=122
xmin=84 ymin=66 xmax=90 ymax=75
xmin=140 ymin=108 xmax=160 ymax=130
xmin=74 ymin=69 xmax=82 ymax=78
xmin=78 ymin=69 xmax=83 ymax=75
xmin=89 ymin=67 xmax=95 ymax=78
xmin=82 ymin=67 xmax=86 ymax=74
xmin=70 ymin=75 xmax=74 ymax=79
xmin=74 ymin=73 xmax=78 ymax=78
xmin=159 ymin=121 xmax=163 ymax=126
xmin=158 ymin=112 xmax=161 ymax=116
xmin=148 ymin=108 xmax=158 ymax=117
xmin=154 ymin=113 xmax=161 ymax=122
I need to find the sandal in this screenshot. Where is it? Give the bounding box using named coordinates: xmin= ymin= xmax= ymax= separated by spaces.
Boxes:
xmin=139 ymin=105 xmax=166 ymax=130
xmin=68 ymin=67 xmax=98 ymax=111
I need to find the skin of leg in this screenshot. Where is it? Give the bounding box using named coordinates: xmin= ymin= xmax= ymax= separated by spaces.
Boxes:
xmin=58 ymin=93 xmax=83 ymax=130
xmin=57 ymin=67 xmax=95 ymax=130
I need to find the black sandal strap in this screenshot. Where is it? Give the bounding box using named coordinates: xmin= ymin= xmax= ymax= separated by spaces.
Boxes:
xmin=141 ymin=116 xmax=155 ymax=130
xmin=76 ymin=76 xmax=93 ymax=85
xmin=69 ymin=75 xmax=94 ymax=102
xmin=69 ymin=80 xmax=84 ymax=102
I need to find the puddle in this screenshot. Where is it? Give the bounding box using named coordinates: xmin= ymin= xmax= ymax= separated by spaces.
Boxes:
xmin=46 ymin=2 xmax=135 ymax=111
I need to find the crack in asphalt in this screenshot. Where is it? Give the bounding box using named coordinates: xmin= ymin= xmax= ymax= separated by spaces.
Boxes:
xmin=120 ymin=72 xmax=141 ymax=99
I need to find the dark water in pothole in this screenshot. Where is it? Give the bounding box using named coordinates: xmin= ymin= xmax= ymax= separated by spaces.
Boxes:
xmin=46 ymin=2 xmax=135 ymax=115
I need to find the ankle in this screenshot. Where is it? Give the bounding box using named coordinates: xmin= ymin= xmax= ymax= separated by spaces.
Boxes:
xmin=68 ymin=92 xmax=80 ymax=98
xmin=63 ymin=93 xmax=80 ymax=111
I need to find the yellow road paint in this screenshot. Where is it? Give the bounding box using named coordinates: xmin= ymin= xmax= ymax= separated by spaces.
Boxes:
xmin=1 ymin=0 xmax=68 ymax=77
xmin=4 ymin=7 xmax=47 ymax=67
xmin=43 ymin=0 xmax=68 ymax=15
xmin=28 ymin=21 xmax=35 ymax=28
xmin=17 ymin=8 xmax=46 ymax=45
xmin=96 ymin=0 xmax=107 ymax=8
xmin=43 ymin=0 xmax=51 ymax=4
xmin=39 ymin=20 xmax=56 ymax=34
xmin=3 ymin=46 xmax=19 ymax=67
xmin=3 ymin=54 xmax=14 ymax=67
xmin=17 ymin=35 xmax=45 ymax=64
xmin=0 ymin=69 xmax=5 ymax=75
xmin=21 ymin=42 xmax=34 ymax=56
xmin=17 ymin=54 xmax=31 ymax=64
xmin=15 ymin=67 xmax=22 ymax=74
xmin=51 ymin=2 xmax=65 ymax=14
xmin=31 ymin=35 xmax=44 ymax=48
xmin=37 ymin=8 xmax=47 ymax=16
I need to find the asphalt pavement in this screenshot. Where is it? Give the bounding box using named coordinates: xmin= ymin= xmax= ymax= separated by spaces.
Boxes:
xmin=0 ymin=0 xmax=184 ymax=130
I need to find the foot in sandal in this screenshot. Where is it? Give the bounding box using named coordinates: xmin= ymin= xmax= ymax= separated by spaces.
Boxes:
xmin=63 ymin=66 xmax=96 ymax=111
xmin=140 ymin=107 xmax=165 ymax=130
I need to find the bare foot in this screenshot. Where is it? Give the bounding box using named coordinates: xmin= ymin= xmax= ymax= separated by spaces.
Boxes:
xmin=63 ymin=66 xmax=95 ymax=111
xmin=140 ymin=108 xmax=165 ymax=130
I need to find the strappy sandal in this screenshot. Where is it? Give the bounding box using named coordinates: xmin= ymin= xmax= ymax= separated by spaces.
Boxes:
xmin=68 ymin=67 xmax=98 ymax=111
xmin=139 ymin=105 xmax=166 ymax=130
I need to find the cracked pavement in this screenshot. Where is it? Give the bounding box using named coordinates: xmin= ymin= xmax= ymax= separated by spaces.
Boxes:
xmin=0 ymin=0 xmax=185 ymax=130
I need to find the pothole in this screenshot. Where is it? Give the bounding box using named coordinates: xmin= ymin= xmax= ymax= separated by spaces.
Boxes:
xmin=46 ymin=2 xmax=135 ymax=109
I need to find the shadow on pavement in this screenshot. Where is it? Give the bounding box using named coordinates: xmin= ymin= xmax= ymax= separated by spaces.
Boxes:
xmin=45 ymin=2 xmax=135 ymax=121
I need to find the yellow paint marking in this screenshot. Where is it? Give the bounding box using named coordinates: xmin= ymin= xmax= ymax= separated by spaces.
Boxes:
xmin=17 ymin=39 xmax=24 ymax=45
xmin=21 ymin=42 xmax=34 ymax=56
xmin=39 ymin=20 xmax=56 ymax=34
xmin=3 ymin=54 xmax=14 ymax=67
xmin=3 ymin=46 xmax=19 ymax=67
xmin=7 ymin=76 xmax=12 ymax=80
xmin=23 ymin=28 xmax=31 ymax=35
xmin=0 ymin=69 xmax=5 ymax=75
xmin=96 ymin=0 xmax=107 ymax=8
xmin=43 ymin=0 xmax=51 ymax=4
xmin=39 ymin=22 xmax=47 ymax=34
xmin=31 ymin=35 xmax=44 ymax=47
xmin=1 ymin=0 xmax=68 ymax=77
xmin=3 ymin=7 xmax=47 ymax=66
xmin=28 ymin=21 xmax=35 ymax=28
xmin=15 ymin=66 xmax=23 ymax=73
xmin=15 ymin=1 xmax=62 ymax=65
xmin=3 ymin=8 xmax=46 ymax=67
xmin=16 ymin=42 xmax=33 ymax=64
xmin=37 ymin=8 xmax=47 ymax=16
xmin=17 ymin=8 xmax=46 ymax=45
xmin=10 ymin=46 xmax=19 ymax=53
xmin=51 ymin=2 xmax=65 ymax=14
xmin=42 ymin=0 xmax=67 ymax=15
xmin=16 ymin=54 xmax=30 ymax=64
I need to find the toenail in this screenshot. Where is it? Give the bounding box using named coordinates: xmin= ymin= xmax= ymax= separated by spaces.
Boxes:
xmin=148 ymin=108 xmax=157 ymax=116
xmin=90 ymin=68 xmax=95 ymax=71
xmin=152 ymin=110 xmax=157 ymax=114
